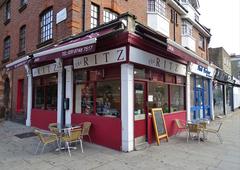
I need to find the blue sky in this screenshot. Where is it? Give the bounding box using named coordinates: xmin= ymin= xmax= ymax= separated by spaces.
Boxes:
xmin=199 ymin=0 xmax=240 ymax=55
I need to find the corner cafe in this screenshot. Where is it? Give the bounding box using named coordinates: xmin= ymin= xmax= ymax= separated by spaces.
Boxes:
xmin=6 ymin=14 xmax=204 ymax=151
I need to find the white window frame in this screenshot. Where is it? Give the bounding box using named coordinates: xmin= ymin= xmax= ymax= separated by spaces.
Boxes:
xmin=182 ymin=20 xmax=192 ymax=36
xmin=103 ymin=9 xmax=118 ymax=23
xmin=91 ymin=3 xmax=99 ymax=29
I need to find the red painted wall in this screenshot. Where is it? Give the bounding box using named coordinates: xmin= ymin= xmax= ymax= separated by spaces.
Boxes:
xmin=148 ymin=111 xmax=186 ymax=144
xmin=72 ymin=114 xmax=121 ymax=150
xmin=134 ymin=119 xmax=146 ymax=138
xmin=31 ymin=109 xmax=57 ymax=130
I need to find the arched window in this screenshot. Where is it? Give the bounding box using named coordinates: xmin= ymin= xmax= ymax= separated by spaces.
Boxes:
xmin=39 ymin=7 xmax=53 ymax=43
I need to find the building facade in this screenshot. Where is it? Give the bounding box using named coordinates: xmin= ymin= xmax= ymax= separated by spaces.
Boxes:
xmin=1 ymin=0 xmax=212 ymax=151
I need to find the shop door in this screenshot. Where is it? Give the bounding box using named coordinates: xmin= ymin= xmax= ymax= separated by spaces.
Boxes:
xmin=134 ymin=81 xmax=147 ymax=149
xmin=194 ymin=88 xmax=204 ymax=119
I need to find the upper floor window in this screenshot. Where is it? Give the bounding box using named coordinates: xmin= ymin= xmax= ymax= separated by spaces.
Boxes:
xmin=171 ymin=9 xmax=178 ymax=25
xmin=182 ymin=20 xmax=192 ymax=36
xmin=19 ymin=25 xmax=26 ymax=53
xmin=5 ymin=1 xmax=11 ymax=22
xmin=20 ymin=0 xmax=28 ymax=6
xmin=91 ymin=3 xmax=99 ymax=29
xmin=3 ymin=36 xmax=11 ymax=60
xmin=148 ymin=0 xmax=166 ymax=16
xmin=40 ymin=8 xmax=53 ymax=43
xmin=199 ymin=34 xmax=205 ymax=50
xmin=103 ymin=9 xmax=118 ymax=23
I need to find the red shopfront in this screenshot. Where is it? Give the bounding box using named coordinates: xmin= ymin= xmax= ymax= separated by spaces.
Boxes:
xmin=7 ymin=15 xmax=189 ymax=151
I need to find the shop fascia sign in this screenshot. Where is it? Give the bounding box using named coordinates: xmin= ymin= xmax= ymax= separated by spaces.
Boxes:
xmin=129 ymin=46 xmax=186 ymax=76
xmin=73 ymin=47 xmax=126 ymax=69
xmin=32 ymin=63 xmax=62 ymax=77
xmin=190 ymin=63 xmax=214 ymax=78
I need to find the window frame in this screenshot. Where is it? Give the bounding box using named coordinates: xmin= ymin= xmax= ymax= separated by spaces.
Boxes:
xmin=3 ymin=36 xmax=11 ymax=61
xmin=198 ymin=34 xmax=205 ymax=50
xmin=39 ymin=7 xmax=53 ymax=43
xmin=90 ymin=3 xmax=100 ymax=29
xmin=182 ymin=20 xmax=192 ymax=36
xmin=19 ymin=25 xmax=26 ymax=54
xmin=20 ymin=0 xmax=28 ymax=7
xmin=4 ymin=0 xmax=11 ymax=23
xmin=147 ymin=0 xmax=166 ymax=16
xmin=103 ymin=8 xmax=118 ymax=23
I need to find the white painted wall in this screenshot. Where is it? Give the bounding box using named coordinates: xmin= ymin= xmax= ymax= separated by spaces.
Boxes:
xmin=65 ymin=65 xmax=73 ymax=127
xmin=147 ymin=12 xmax=170 ymax=37
xmin=233 ymin=86 xmax=240 ymax=109
xmin=121 ymin=64 xmax=134 ymax=152
xmin=182 ymin=35 xmax=196 ymax=52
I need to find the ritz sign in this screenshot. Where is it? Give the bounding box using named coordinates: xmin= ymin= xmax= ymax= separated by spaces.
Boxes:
xmin=32 ymin=63 xmax=61 ymax=77
xmin=73 ymin=47 xmax=126 ymax=69
xmin=129 ymin=46 xmax=186 ymax=76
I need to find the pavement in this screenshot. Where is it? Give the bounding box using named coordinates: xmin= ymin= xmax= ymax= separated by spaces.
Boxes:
xmin=0 ymin=110 xmax=240 ymax=170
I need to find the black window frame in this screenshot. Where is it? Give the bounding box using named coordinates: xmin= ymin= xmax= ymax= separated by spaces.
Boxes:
xmin=90 ymin=3 xmax=100 ymax=29
xmin=39 ymin=7 xmax=53 ymax=43
xmin=3 ymin=36 xmax=11 ymax=61
xmin=4 ymin=0 xmax=11 ymax=24
xmin=199 ymin=34 xmax=205 ymax=50
xmin=19 ymin=25 xmax=26 ymax=54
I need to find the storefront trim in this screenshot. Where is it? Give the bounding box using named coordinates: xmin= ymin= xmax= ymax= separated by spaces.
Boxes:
xmin=129 ymin=46 xmax=186 ymax=76
xmin=32 ymin=63 xmax=62 ymax=77
xmin=73 ymin=46 xmax=126 ymax=69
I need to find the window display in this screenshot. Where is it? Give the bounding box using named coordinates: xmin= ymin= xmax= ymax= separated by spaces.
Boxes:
xmin=170 ymin=85 xmax=184 ymax=112
xmin=33 ymin=75 xmax=57 ymax=110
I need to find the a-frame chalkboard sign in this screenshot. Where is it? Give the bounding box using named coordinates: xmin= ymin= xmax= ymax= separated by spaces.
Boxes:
xmin=152 ymin=108 xmax=169 ymax=145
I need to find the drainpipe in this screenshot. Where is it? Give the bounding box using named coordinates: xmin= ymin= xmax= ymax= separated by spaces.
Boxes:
xmin=82 ymin=0 xmax=86 ymax=32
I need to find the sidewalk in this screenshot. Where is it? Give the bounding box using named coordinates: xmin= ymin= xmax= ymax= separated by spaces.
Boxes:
xmin=0 ymin=110 xmax=239 ymax=170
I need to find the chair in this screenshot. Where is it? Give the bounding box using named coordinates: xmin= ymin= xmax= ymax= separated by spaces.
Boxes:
xmin=34 ymin=129 xmax=59 ymax=154
xmin=205 ymin=122 xmax=223 ymax=144
xmin=48 ymin=123 xmax=61 ymax=137
xmin=187 ymin=123 xmax=205 ymax=143
xmin=61 ymin=127 xmax=83 ymax=157
xmin=175 ymin=119 xmax=188 ymax=136
xmin=80 ymin=122 xmax=92 ymax=143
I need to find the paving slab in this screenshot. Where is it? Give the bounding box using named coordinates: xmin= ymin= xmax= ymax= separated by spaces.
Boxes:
xmin=0 ymin=110 xmax=240 ymax=170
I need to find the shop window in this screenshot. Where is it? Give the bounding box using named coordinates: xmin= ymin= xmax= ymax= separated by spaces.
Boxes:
xmin=170 ymin=85 xmax=184 ymax=112
xmin=17 ymin=79 xmax=24 ymax=111
xmin=96 ymin=80 xmax=120 ymax=117
xmin=134 ymin=68 xmax=146 ymax=79
xmin=75 ymin=83 xmax=94 ymax=114
xmin=33 ymin=75 xmax=57 ymax=110
xmin=165 ymin=73 xmax=175 ymax=83
xmin=196 ymin=75 xmax=203 ymax=88
xmin=204 ymin=79 xmax=209 ymax=106
xmin=148 ymin=82 xmax=169 ymax=113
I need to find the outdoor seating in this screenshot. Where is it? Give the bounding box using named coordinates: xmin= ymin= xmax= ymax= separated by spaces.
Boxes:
xmin=48 ymin=123 xmax=61 ymax=137
xmin=205 ymin=122 xmax=223 ymax=144
xmin=187 ymin=122 xmax=205 ymax=143
xmin=174 ymin=119 xmax=188 ymax=136
xmin=34 ymin=129 xmax=59 ymax=154
xmin=61 ymin=127 xmax=83 ymax=157
xmin=80 ymin=122 xmax=92 ymax=143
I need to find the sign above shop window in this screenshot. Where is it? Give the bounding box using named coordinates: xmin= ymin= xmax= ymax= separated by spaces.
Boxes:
xmin=73 ymin=47 xmax=126 ymax=69
xmin=129 ymin=46 xmax=186 ymax=76
xmin=56 ymin=8 xmax=67 ymax=24
xmin=32 ymin=63 xmax=61 ymax=77
xmin=190 ymin=63 xmax=215 ymax=78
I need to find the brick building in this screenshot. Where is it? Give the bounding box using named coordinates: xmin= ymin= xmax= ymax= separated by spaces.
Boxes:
xmin=1 ymin=0 xmax=213 ymax=151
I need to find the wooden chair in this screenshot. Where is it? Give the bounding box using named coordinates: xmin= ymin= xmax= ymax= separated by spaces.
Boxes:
xmin=80 ymin=122 xmax=92 ymax=143
xmin=205 ymin=122 xmax=223 ymax=144
xmin=61 ymin=127 xmax=83 ymax=157
xmin=175 ymin=119 xmax=188 ymax=136
xmin=34 ymin=129 xmax=59 ymax=154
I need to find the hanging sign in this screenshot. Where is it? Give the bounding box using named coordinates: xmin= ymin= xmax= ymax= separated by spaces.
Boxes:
xmin=129 ymin=46 xmax=186 ymax=76
xmin=73 ymin=47 xmax=126 ymax=69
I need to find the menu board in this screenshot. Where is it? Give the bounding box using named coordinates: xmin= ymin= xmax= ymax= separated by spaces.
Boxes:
xmin=152 ymin=108 xmax=168 ymax=145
